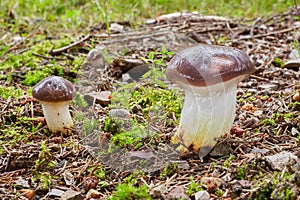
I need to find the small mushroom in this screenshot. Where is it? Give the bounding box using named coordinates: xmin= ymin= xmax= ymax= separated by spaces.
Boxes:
xmin=32 ymin=76 xmax=76 ymax=134
xmin=166 ymin=44 xmax=255 ymax=158
xmin=86 ymin=48 xmax=105 ymax=68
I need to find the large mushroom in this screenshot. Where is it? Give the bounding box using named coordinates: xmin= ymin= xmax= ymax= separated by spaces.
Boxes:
xmin=166 ymin=44 xmax=255 ymax=158
xmin=32 ymin=76 xmax=76 ymax=135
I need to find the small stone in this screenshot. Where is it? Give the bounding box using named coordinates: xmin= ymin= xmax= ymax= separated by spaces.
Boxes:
xmin=210 ymin=143 xmax=232 ymax=157
xmin=258 ymin=83 xmax=278 ymax=91
xmin=175 ymin=160 xmax=190 ymax=170
xmin=150 ymin=185 xmax=167 ymax=198
xmin=48 ymin=188 xmax=65 ymax=197
xmin=84 ymin=91 xmax=111 ymax=106
xmin=284 ymin=60 xmax=300 ymax=68
xmin=109 ymin=109 xmax=131 ymax=119
xmin=121 ymin=73 xmax=133 ymax=83
xmin=247 ymin=88 xmax=258 ymax=93
xmin=266 ymin=151 xmax=298 ymax=171
xmin=166 ymin=186 xmax=190 ymax=200
xmin=63 ymin=171 xmax=74 ymax=186
xmin=194 ymin=190 xmax=210 ymax=200
xmin=291 ymin=127 xmax=299 ymax=136
xmin=145 ymin=18 xmax=156 ymax=24
xmin=128 ymin=150 xmax=156 ymax=160
xmin=95 ymin=91 xmax=111 ymax=106
xmin=15 ymin=178 xmax=30 ymax=188
xmin=110 ymin=23 xmax=124 ymax=33
xmin=86 ymin=189 xmax=102 ymax=199
xmin=253 ymin=110 xmax=263 ymax=117
xmin=251 ymin=147 xmax=269 ymax=154
xmin=60 ymin=189 xmax=84 ymax=200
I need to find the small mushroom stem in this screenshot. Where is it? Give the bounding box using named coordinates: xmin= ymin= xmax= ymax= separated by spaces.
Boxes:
xmin=173 ymin=83 xmax=237 ymax=157
xmin=40 ymin=101 xmax=73 ymax=134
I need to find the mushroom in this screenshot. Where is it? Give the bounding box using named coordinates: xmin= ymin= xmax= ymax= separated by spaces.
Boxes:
xmin=32 ymin=76 xmax=76 ymax=134
xmin=166 ymin=44 xmax=255 ymax=158
xmin=86 ymin=48 xmax=105 ymax=68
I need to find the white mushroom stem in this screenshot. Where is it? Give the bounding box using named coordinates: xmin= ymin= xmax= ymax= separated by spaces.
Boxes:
xmin=40 ymin=101 xmax=73 ymax=134
xmin=173 ymin=78 xmax=241 ymax=157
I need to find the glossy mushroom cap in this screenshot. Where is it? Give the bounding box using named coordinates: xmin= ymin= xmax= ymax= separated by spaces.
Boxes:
xmin=166 ymin=44 xmax=255 ymax=88
xmin=32 ymin=76 xmax=75 ymax=102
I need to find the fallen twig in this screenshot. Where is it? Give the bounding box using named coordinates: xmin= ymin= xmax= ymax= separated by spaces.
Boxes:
xmin=49 ymin=34 xmax=92 ymax=55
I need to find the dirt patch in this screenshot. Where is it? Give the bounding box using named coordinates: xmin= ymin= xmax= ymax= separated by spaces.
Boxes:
xmin=1 ymin=8 xmax=300 ymax=200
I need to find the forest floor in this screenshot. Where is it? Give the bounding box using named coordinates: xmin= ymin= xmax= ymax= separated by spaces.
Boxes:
xmin=1 ymin=6 xmax=300 ymax=200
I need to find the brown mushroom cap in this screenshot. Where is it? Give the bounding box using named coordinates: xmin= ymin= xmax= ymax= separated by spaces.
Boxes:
xmin=32 ymin=76 xmax=75 ymax=102
xmin=166 ymin=44 xmax=255 ymax=87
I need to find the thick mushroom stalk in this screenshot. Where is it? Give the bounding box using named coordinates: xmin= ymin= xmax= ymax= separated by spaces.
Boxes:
xmin=40 ymin=101 xmax=73 ymax=134
xmin=173 ymin=78 xmax=240 ymax=157
xmin=166 ymin=44 xmax=254 ymax=157
xmin=32 ymin=76 xmax=76 ymax=135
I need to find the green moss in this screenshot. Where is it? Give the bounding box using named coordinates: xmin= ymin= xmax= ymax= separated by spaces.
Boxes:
xmin=23 ymin=70 xmax=48 ymax=86
xmin=236 ymin=166 xmax=246 ymax=180
xmin=22 ymin=65 xmax=64 ymax=86
xmin=103 ymin=117 xmax=120 ymax=134
xmin=223 ymin=155 xmax=235 ymax=167
xmin=215 ymin=188 xmax=224 ymax=197
xmin=111 ymin=84 xmax=183 ymax=125
xmin=160 ymin=162 xmax=178 ymax=178
xmin=186 ymin=176 xmax=203 ymax=196
xmin=32 ymin=172 xmax=53 ymax=189
xmin=252 ymin=171 xmax=298 ymax=200
xmin=109 ymin=125 xmax=147 ymax=149
xmin=87 ymin=165 xmax=106 ymax=180
xmin=111 ymin=178 xmax=151 ymax=200
xmin=34 ymin=141 xmax=54 ymax=172
xmin=273 ymin=57 xmax=284 ymax=68
xmin=262 ymin=118 xmax=275 ymax=125
xmin=0 ymin=86 xmax=23 ymax=99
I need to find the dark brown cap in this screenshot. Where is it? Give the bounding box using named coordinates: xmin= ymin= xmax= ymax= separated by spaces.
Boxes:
xmin=166 ymin=44 xmax=255 ymax=87
xmin=32 ymin=76 xmax=75 ymax=102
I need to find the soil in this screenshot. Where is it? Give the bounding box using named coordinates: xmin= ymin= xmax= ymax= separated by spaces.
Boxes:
xmin=1 ymin=7 xmax=300 ymax=200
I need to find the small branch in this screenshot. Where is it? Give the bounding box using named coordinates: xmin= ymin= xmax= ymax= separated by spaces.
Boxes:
xmin=250 ymin=75 xmax=269 ymax=82
xmin=241 ymin=25 xmax=300 ymax=40
xmin=1 ymin=26 xmax=41 ymax=58
xmin=32 ymin=52 xmax=67 ymax=60
xmin=49 ymin=34 xmax=92 ymax=56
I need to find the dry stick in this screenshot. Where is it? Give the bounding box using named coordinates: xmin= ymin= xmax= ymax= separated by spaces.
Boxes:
xmin=49 ymin=34 xmax=92 ymax=55
xmin=250 ymin=17 xmax=262 ymax=38
xmin=1 ymin=25 xmax=41 ymax=58
xmin=249 ymin=75 xmax=269 ymax=82
xmin=258 ymin=11 xmax=291 ymax=27
xmin=252 ymin=25 xmax=300 ymax=39
xmin=98 ymin=30 xmax=175 ymax=45
xmin=32 ymin=52 xmax=68 ymax=60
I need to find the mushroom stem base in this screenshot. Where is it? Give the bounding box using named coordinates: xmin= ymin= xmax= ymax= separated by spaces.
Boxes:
xmin=173 ymin=84 xmax=237 ymax=157
xmin=41 ymin=101 xmax=73 ymax=135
